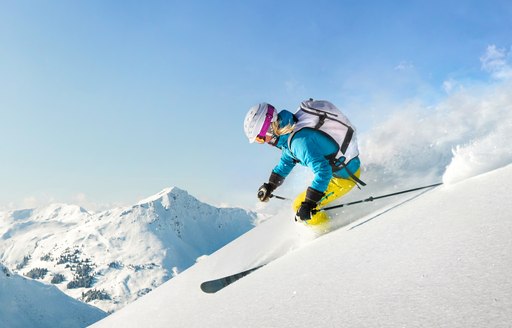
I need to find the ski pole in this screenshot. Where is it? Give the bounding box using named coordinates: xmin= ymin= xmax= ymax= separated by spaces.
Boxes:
xmin=312 ymin=182 xmax=443 ymax=214
xmin=270 ymin=194 xmax=290 ymax=201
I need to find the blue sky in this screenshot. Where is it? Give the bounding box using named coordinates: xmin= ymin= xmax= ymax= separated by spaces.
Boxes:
xmin=1 ymin=0 xmax=511 ymax=211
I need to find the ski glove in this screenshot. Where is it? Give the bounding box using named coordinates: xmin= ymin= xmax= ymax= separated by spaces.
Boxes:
xmin=257 ymin=172 xmax=285 ymax=202
xmin=296 ymin=187 xmax=324 ymax=221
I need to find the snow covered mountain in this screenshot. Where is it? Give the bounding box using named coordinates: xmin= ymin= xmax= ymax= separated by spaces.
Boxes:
xmin=0 ymin=187 xmax=257 ymax=313
xmin=91 ymin=164 xmax=512 ymax=328
xmin=0 ymin=263 xmax=106 ymax=328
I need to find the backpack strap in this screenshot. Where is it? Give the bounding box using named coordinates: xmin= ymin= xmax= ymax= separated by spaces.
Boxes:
xmin=290 ymin=107 xmax=355 ymax=158
xmin=327 ymin=155 xmax=367 ymax=189
xmin=314 ymin=113 xmax=327 ymax=129
xmin=337 ymin=159 xmax=366 ymax=188
xmin=299 ymin=106 xmax=344 ymax=125
xmin=340 ymin=126 xmax=354 ymax=154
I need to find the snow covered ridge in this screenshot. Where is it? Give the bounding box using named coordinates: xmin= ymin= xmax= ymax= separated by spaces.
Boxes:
xmin=0 ymin=187 xmax=257 ymax=313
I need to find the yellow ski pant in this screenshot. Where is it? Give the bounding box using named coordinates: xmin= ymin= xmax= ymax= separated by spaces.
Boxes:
xmin=292 ymin=169 xmax=361 ymax=225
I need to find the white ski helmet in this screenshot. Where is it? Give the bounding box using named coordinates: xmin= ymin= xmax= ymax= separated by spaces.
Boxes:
xmin=243 ymin=102 xmax=278 ymax=143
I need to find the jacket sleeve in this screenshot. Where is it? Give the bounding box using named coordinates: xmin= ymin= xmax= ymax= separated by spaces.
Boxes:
xmin=272 ymin=149 xmax=297 ymax=178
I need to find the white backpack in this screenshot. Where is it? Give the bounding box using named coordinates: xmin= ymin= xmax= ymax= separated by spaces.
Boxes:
xmin=288 ymin=99 xmax=359 ymax=165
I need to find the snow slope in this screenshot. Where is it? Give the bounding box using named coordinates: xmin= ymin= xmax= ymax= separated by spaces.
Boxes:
xmin=0 ymin=263 xmax=106 ymax=328
xmin=0 ymin=187 xmax=256 ymax=312
xmin=91 ymin=164 xmax=512 ymax=328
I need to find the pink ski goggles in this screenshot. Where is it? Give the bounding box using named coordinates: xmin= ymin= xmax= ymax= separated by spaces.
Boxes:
xmin=255 ymin=104 xmax=275 ymax=144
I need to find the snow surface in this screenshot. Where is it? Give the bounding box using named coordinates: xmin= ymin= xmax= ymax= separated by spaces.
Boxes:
xmin=0 ymin=264 xmax=106 ymax=328
xmin=91 ymin=164 xmax=512 ymax=328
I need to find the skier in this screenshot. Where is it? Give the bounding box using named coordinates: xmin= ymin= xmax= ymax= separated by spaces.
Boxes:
xmin=243 ymin=99 xmax=364 ymax=224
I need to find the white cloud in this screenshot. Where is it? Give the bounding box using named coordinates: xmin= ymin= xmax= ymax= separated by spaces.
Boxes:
xmin=394 ymin=61 xmax=414 ymax=71
xmin=70 ymin=192 xmax=125 ymax=212
xmin=21 ymin=194 xmax=56 ymax=209
xmin=72 ymin=192 xmax=88 ymax=203
xmin=22 ymin=196 xmax=39 ymax=208
xmin=0 ymin=202 xmax=16 ymax=212
xmin=480 ymin=45 xmax=512 ymax=80
xmin=1 ymin=192 xmax=117 ymax=212
xmin=442 ymin=78 xmax=462 ymax=94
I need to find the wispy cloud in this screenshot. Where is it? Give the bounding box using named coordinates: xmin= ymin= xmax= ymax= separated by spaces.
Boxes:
xmin=442 ymin=78 xmax=459 ymax=94
xmin=21 ymin=194 xmax=56 ymax=209
xmin=0 ymin=192 xmax=122 ymax=212
xmin=394 ymin=60 xmax=414 ymax=71
xmin=480 ymin=45 xmax=512 ymax=80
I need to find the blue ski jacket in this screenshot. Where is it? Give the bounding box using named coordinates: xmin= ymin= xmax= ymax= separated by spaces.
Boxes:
xmin=272 ymin=110 xmax=361 ymax=192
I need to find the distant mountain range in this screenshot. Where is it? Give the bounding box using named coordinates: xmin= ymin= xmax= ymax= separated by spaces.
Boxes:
xmin=0 ymin=187 xmax=257 ymax=313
